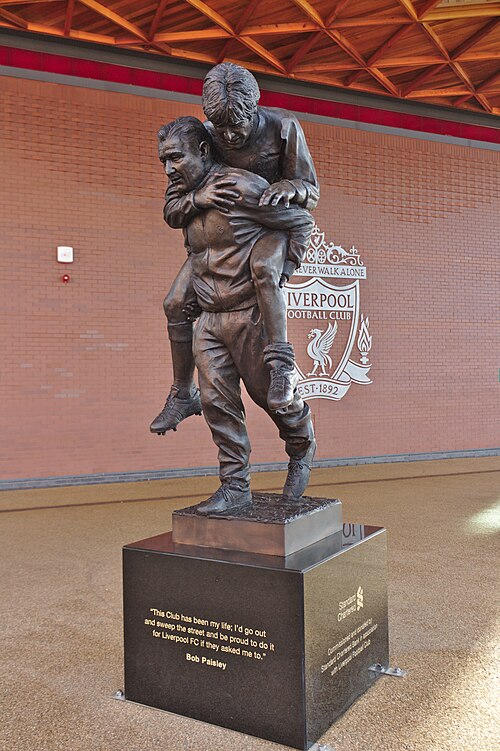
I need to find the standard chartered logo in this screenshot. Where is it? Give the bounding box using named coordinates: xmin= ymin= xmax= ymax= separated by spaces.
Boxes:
xmin=357 ymin=586 xmax=364 ymax=610
xmin=338 ymin=585 xmax=364 ymax=621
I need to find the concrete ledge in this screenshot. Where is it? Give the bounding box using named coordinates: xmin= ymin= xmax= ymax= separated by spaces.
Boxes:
xmin=1 ymin=448 xmax=498 ymax=491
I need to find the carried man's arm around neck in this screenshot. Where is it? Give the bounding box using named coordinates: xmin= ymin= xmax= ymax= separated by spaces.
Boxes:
xmin=164 ymin=174 xmax=240 ymax=228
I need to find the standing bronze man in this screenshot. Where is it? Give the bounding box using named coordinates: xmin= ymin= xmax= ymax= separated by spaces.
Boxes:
xmin=150 ymin=63 xmax=319 ymax=435
xmin=157 ymin=116 xmax=316 ymax=514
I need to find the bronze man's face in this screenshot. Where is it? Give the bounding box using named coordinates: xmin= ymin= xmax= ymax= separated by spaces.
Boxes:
xmin=213 ymin=116 xmax=254 ymax=150
xmin=159 ymin=133 xmax=208 ymax=193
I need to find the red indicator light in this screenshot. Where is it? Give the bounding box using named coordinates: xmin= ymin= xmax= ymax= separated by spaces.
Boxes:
xmin=62 ymin=274 xmax=70 ymax=283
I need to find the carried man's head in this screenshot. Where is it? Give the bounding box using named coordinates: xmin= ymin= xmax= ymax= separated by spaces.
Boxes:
xmin=202 ymin=63 xmax=260 ymax=149
xmin=158 ymin=116 xmax=213 ymax=193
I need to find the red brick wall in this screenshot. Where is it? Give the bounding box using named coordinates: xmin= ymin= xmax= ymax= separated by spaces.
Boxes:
xmin=1 ymin=74 xmax=498 ymax=481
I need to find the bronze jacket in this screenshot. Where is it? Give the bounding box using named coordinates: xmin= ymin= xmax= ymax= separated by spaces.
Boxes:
xmin=185 ymin=165 xmax=314 ymax=313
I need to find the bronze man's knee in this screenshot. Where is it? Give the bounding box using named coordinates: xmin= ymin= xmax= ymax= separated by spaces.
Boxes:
xmin=163 ymin=290 xmax=189 ymax=325
xmin=250 ymin=255 xmax=281 ymax=287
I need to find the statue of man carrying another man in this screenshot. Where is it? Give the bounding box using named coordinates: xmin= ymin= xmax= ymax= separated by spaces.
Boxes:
xmin=151 ymin=62 xmax=319 ymax=432
xmin=153 ymin=63 xmax=320 ymax=515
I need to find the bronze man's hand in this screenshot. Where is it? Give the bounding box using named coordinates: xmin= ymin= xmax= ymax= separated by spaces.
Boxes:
xmin=279 ymin=259 xmax=297 ymax=288
xmin=193 ymin=177 xmax=240 ymax=213
xmin=182 ymin=301 xmax=202 ymax=322
xmin=259 ymin=180 xmax=297 ymax=209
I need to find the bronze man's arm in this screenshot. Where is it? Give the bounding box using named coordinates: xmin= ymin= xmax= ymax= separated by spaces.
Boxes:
xmin=259 ymin=116 xmax=319 ymax=211
xmin=163 ymin=185 xmax=200 ymax=229
xmin=164 ymin=178 xmax=240 ymax=229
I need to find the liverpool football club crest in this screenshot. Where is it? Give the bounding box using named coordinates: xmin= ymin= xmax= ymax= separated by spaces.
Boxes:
xmin=285 ymin=225 xmax=373 ymax=401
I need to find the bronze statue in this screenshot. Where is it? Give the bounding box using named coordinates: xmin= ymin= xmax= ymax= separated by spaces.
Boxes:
xmin=150 ymin=63 xmax=319 ymax=436
xmin=157 ymin=115 xmax=316 ymax=514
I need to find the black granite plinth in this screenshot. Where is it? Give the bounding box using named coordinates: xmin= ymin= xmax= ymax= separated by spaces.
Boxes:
xmin=123 ymin=524 xmax=389 ymax=750
xmin=172 ymin=493 xmax=343 ymax=556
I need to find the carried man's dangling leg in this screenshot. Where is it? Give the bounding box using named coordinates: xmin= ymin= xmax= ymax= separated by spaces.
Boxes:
xmin=249 ymin=233 xmax=299 ymax=413
xmin=150 ymin=259 xmax=202 ymax=434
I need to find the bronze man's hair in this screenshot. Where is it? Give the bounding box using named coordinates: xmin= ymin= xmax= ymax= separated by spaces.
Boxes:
xmin=158 ymin=116 xmax=213 ymax=152
xmin=202 ymin=63 xmax=260 ymax=126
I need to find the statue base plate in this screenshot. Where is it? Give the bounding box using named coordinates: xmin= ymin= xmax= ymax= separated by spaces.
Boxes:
xmin=172 ymin=493 xmax=342 ymax=556
xmin=123 ymin=523 xmax=389 ymax=750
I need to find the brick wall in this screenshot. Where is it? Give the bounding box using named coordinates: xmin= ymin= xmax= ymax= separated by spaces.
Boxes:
xmin=1 ymin=74 xmax=498 ymax=481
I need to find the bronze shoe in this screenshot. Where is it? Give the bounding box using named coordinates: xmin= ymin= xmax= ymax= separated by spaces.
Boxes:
xmin=196 ymin=484 xmax=252 ymax=515
xmin=283 ymin=438 xmax=317 ymax=499
xmin=267 ymin=366 xmax=299 ymax=412
xmin=149 ymin=386 xmax=202 ymax=434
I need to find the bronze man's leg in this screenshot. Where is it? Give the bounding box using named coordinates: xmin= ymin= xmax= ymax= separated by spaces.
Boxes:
xmin=249 ymin=231 xmax=288 ymax=344
xmin=249 ymin=232 xmax=299 ymax=413
xmin=150 ymin=259 xmax=202 ymax=434
xmin=163 ymin=258 xmax=196 ymax=395
xmin=192 ymin=311 xmax=252 ymax=514
xmin=226 ymin=306 xmax=316 ymax=499
xmin=193 ymin=311 xmax=251 ymax=485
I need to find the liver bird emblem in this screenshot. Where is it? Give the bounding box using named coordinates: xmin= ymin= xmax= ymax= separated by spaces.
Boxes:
xmin=307 ymin=322 xmax=338 ymax=376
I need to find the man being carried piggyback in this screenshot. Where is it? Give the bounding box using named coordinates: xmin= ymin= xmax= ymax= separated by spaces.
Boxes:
xmin=157 ymin=116 xmax=316 ymax=514
xmin=150 ymin=62 xmax=319 ymax=436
